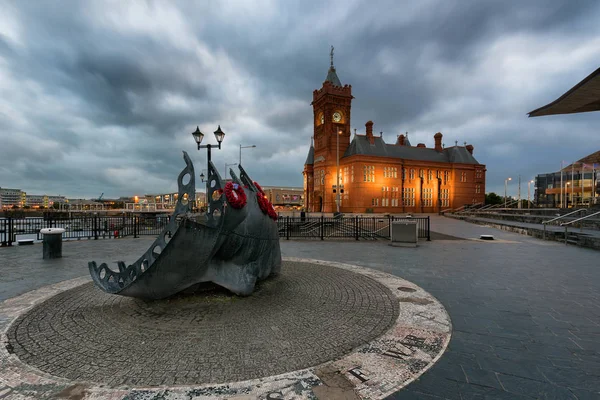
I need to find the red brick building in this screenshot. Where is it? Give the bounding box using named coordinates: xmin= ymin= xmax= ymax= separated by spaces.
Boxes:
xmin=303 ymin=57 xmax=486 ymax=213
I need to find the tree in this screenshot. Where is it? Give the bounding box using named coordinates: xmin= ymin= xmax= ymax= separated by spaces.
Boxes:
xmin=485 ymin=192 xmax=503 ymax=205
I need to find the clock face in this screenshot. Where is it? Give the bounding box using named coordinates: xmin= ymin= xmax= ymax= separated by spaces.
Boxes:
xmin=333 ymin=112 xmax=342 ymax=123
xmin=320 ymin=114 xmax=324 ymax=124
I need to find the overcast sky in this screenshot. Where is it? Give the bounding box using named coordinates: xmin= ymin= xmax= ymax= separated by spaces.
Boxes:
xmin=1 ymin=0 xmax=599 ymax=199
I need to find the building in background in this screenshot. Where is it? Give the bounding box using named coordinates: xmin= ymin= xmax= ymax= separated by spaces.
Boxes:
xmin=262 ymin=186 xmax=304 ymax=210
xmin=303 ymin=50 xmax=486 ymax=213
xmin=535 ymin=150 xmax=600 ymax=208
xmin=0 ymin=188 xmax=25 ymax=208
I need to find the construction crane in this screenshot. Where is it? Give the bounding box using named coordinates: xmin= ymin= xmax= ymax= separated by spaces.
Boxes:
xmin=97 ymin=193 xmax=104 ymax=201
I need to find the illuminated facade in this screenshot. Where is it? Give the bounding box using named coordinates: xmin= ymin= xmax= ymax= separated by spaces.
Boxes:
xmin=303 ymin=56 xmax=486 ymax=213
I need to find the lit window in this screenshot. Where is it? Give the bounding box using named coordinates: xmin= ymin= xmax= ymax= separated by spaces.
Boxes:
xmin=363 ymin=165 xmax=375 ymax=182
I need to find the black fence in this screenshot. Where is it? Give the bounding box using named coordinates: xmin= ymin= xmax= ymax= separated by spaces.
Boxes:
xmin=1 ymin=215 xmax=171 ymax=246
xmin=277 ymin=215 xmax=430 ymax=241
xmin=1 ymin=214 xmax=430 ymax=246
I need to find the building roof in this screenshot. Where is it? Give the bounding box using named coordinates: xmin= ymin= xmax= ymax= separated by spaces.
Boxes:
xmin=528 ymin=67 xmax=600 ymax=117
xmin=342 ymin=135 xmax=480 ymax=165
xmin=563 ymin=149 xmax=600 ymax=170
xmin=325 ymin=66 xmax=342 ymax=87
xmin=304 ymin=145 xmax=315 ymax=165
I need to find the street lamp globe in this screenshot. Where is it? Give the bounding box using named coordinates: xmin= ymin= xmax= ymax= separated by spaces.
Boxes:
xmin=192 ymin=126 xmax=204 ymax=145
xmin=214 ymin=125 xmax=225 ymax=144
xmin=200 ymin=172 xmax=205 ymax=182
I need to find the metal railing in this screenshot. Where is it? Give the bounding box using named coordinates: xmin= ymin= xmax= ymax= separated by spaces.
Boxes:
xmin=1 ymin=215 xmax=171 ymax=246
xmin=2 ymin=214 xmax=431 ymax=246
xmin=542 ymin=209 xmax=586 ymax=240
xmin=277 ymin=215 xmax=430 ymax=241
xmin=560 ymin=210 xmax=600 ymax=245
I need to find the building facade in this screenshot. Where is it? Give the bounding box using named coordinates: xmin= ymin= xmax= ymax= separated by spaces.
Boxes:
xmin=262 ymin=186 xmax=304 ymax=209
xmin=535 ymin=151 xmax=600 ymax=207
xmin=303 ymin=57 xmax=486 ymax=213
xmin=0 ymin=188 xmax=25 ymax=208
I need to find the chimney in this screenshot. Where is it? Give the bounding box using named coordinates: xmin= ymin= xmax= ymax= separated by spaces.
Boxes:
xmin=466 ymin=144 xmax=474 ymax=155
xmin=417 ymin=143 xmax=426 ymax=148
xmin=397 ymin=134 xmax=405 ymax=146
xmin=365 ymin=121 xmax=374 ymax=144
xmin=434 ymin=132 xmax=443 ymax=152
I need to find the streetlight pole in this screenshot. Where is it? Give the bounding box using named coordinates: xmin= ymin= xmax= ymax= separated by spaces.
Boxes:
xmin=528 ymin=180 xmax=534 ymax=209
xmin=191 ymin=125 xmax=226 ymax=214
xmin=239 ymin=144 xmax=256 ymax=165
xmin=504 ymin=177 xmax=512 ymax=208
xmin=518 ymin=175 xmax=521 ymax=209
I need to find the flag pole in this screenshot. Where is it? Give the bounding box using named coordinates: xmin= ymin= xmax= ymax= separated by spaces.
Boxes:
xmin=560 ymin=161 xmax=563 ymax=208
xmin=581 ymin=163 xmax=584 ymax=205
xmin=571 ymin=162 xmax=574 ymax=207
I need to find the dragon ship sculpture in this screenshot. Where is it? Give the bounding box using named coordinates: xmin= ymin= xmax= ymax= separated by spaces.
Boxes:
xmin=88 ymin=152 xmax=281 ymax=299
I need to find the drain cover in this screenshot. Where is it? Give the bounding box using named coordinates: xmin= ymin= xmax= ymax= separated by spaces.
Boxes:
xmin=480 ymin=235 xmax=494 ymax=240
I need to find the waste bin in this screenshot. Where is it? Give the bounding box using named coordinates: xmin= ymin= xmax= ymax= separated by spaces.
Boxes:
xmin=300 ymin=210 xmax=306 ymax=222
xmin=40 ymin=228 xmax=66 ymax=259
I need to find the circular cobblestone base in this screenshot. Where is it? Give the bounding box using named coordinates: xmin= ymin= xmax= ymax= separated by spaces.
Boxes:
xmin=7 ymin=261 xmax=399 ymax=387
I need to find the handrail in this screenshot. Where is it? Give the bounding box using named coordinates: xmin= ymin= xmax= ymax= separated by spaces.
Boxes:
xmin=542 ymin=209 xmax=584 ymax=225
xmin=458 ymin=202 xmax=485 ymax=213
xmin=560 ymin=210 xmax=600 ymax=226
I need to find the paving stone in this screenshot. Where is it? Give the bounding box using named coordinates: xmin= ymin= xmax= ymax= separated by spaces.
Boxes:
xmin=497 ymin=373 xmax=577 ymax=399
xmin=461 ymin=367 xmax=502 ymax=390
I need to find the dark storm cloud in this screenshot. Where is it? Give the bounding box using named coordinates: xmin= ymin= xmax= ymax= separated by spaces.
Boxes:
xmin=0 ymin=0 xmax=599 ymax=199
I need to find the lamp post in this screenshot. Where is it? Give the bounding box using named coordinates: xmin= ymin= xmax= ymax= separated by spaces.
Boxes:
xmin=191 ymin=125 xmax=226 ymax=212
xmin=527 ymin=180 xmax=534 ymax=209
xmin=224 ymin=163 xmax=238 ymax=179
xmin=504 ymin=177 xmax=512 ymax=208
xmin=566 ymin=182 xmax=571 ymax=207
xmin=239 ymin=144 xmax=256 ymax=165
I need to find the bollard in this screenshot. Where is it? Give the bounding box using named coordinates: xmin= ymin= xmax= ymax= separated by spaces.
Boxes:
xmin=40 ymin=228 xmax=66 ymax=259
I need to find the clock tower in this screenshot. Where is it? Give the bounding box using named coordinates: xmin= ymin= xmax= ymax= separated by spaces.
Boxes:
xmin=311 ymin=46 xmax=353 ymax=165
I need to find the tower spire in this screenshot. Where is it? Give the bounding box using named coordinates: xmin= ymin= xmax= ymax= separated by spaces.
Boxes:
xmin=325 ymin=46 xmax=342 ymax=86
xmin=330 ymin=45 xmax=334 ymax=68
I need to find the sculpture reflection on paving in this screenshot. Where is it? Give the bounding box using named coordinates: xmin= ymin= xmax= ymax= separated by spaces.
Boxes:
xmin=88 ymin=152 xmax=282 ymax=299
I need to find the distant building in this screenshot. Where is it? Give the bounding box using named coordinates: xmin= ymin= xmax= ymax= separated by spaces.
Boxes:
xmin=303 ymin=50 xmax=486 ymax=213
xmin=262 ymin=186 xmax=304 ymax=209
xmin=24 ymin=194 xmax=67 ymax=208
xmin=0 ymin=188 xmax=25 ymax=208
xmin=25 ymin=194 xmax=47 ymax=208
xmin=535 ymin=150 xmax=600 ymax=208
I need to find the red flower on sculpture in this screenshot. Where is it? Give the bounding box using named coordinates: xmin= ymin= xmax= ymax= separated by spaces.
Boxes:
xmin=254 ymin=181 xmax=277 ymax=221
xmin=224 ymin=182 xmax=247 ymax=209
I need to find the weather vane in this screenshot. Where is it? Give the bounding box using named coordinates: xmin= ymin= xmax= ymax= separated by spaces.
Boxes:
xmin=330 ymin=45 xmax=334 ymax=68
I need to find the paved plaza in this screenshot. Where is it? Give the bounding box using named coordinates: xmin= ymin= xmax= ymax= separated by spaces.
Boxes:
xmin=0 ymin=215 xmax=599 ymax=399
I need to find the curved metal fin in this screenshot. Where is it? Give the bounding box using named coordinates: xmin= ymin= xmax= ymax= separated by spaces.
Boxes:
xmin=206 ymin=160 xmax=225 ymax=226
xmin=238 ymin=164 xmax=258 ymax=192
xmin=89 ymin=151 xmax=195 ymax=293
xmin=229 ymin=169 xmax=243 ymax=186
